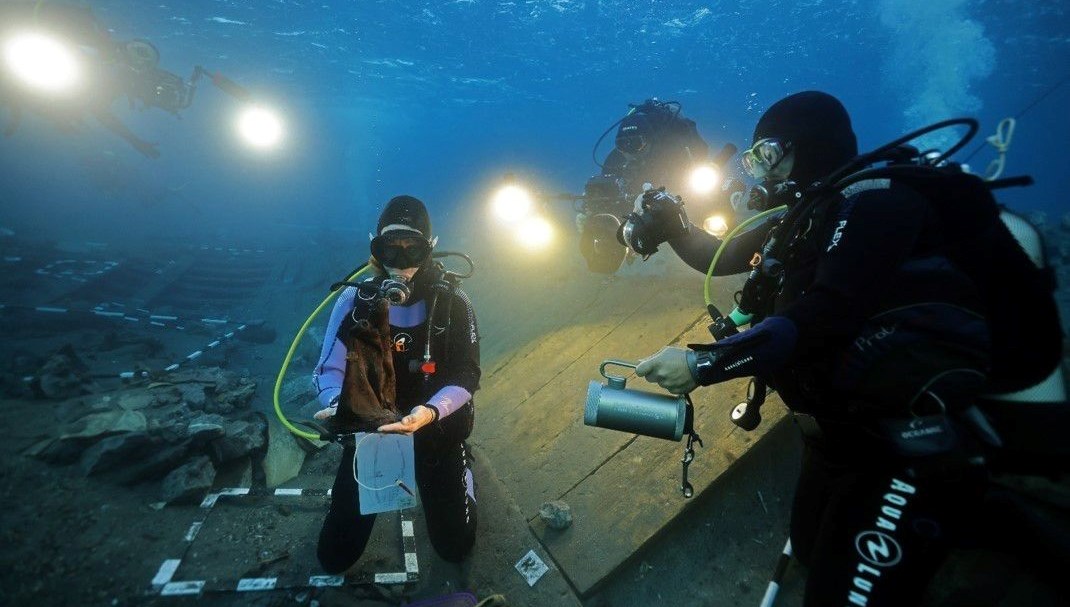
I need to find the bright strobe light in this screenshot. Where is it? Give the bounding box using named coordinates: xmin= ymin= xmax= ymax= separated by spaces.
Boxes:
xmin=492 ymin=185 xmax=534 ymax=223
xmin=703 ymin=215 xmax=728 ymax=238
xmin=3 ymin=31 xmax=82 ymax=94
xmin=689 ymin=165 xmax=721 ymax=195
xmin=516 ymin=216 xmax=554 ymax=250
xmin=237 ymin=106 xmax=284 ymax=149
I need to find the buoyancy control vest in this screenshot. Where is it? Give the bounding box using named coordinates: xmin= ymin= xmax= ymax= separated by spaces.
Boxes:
xmin=874 ymin=167 xmax=1063 ymax=396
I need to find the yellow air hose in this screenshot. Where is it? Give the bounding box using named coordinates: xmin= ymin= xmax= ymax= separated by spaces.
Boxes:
xmin=273 ymin=265 xmax=372 ymax=440
xmin=704 ymin=205 xmax=788 ymax=307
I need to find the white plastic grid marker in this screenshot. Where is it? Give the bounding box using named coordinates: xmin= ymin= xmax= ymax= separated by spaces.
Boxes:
xmin=184 ymin=522 xmax=203 ymax=543
xmin=218 ymin=488 xmax=250 ymax=496
xmin=161 ymin=581 xmax=205 ymax=596
xmin=151 ymin=488 xmax=419 ymax=596
xmin=236 ymin=578 xmax=277 ymax=592
xmin=152 ymin=559 xmax=182 ymax=586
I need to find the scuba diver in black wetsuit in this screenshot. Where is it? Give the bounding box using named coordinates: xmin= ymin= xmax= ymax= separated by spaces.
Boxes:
xmin=600 ymin=98 xmax=710 ymax=200
xmin=627 ymin=91 xmax=1067 ymax=606
xmin=579 ymin=99 xmax=713 ymax=273
xmin=312 ymin=196 xmax=480 ymax=572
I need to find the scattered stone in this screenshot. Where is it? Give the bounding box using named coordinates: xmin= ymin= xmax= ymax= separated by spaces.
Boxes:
xmin=538 ymin=500 xmax=573 ymax=530
xmin=161 ymin=456 xmax=216 ymax=505
xmin=186 ymin=413 xmax=227 ymax=445
xmin=208 ymin=377 xmax=256 ymax=413
xmin=117 ymin=391 xmax=157 ymax=411
xmin=209 ymin=416 xmax=266 ymax=463
xmin=35 ymin=345 xmax=91 ymax=399
xmin=29 ymin=435 xmax=94 ymax=464
xmin=79 ymin=432 xmax=157 ymax=476
xmin=67 ymin=409 xmax=149 ymax=438
xmin=32 ymin=409 xmax=149 ymax=464
xmin=116 ymin=439 xmax=193 ymax=485
xmin=174 ymin=383 xmax=207 ymax=409
xmin=261 ymin=418 xmax=305 ymax=487
xmin=213 ymin=455 xmax=253 ymax=489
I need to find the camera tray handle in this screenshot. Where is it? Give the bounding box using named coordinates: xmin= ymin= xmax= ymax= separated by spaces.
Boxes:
xmin=599 ymin=359 xmax=638 ymax=390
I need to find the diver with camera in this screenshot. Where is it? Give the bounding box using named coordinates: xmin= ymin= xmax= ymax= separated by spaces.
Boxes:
xmin=620 ymin=91 xmax=1066 ymax=606
xmin=311 ymin=195 xmax=481 ymax=572
xmin=578 ymin=98 xmax=720 ymax=273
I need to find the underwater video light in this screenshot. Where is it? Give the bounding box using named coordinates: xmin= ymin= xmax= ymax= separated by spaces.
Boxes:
xmin=492 ymin=184 xmax=535 ymax=223
xmin=689 ymin=164 xmax=721 ymax=195
xmin=702 ymin=214 xmax=728 ymax=238
xmin=3 ymin=31 xmax=82 ymax=94
xmin=516 ymin=216 xmax=554 ymax=249
xmin=237 ymin=105 xmax=284 ymax=149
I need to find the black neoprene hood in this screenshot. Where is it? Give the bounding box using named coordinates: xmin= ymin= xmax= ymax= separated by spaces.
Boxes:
xmin=377 ymin=195 xmax=432 ymax=238
xmin=753 ymin=91 xmax=858 ymax=186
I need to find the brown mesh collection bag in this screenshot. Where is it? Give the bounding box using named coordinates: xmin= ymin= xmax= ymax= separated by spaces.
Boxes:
xmin=332 ymin=298 xmax=401 ymax=432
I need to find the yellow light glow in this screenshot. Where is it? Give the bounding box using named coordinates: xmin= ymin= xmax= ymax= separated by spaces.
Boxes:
xmin=3 ymin=31 xmax=82 ymax=94
xmin=237 ymin=106 xmax=284 ymax=149
xmin=492 ymin=185 xmax=534 ymax=223
xmin=516 ymin=216 xmax=554 ymax=249
xmin=703 ymin=215 xmax=728 ymax=238
xmin=690 ymin=165 xmax=721 ymax=195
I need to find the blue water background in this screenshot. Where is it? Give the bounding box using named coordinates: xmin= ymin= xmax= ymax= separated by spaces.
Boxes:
xmin=0 ymin=0 xmax=1067 ymax=244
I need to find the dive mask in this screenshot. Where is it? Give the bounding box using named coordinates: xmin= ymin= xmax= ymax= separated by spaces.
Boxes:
xmin=370 ymin=236 xmax=432 ymax=269
xmin=741 ymin=138 xmax=793 ymax=180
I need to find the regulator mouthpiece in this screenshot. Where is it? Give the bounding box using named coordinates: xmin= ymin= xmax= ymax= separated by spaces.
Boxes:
xmin=381 ymin=275 xmax=412 ymax=305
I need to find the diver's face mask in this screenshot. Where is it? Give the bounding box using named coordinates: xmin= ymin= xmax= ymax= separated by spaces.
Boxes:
xmin=742 ymin=138 xmax=794 ymax=181
xmin=370 ymin=236 xmax=432 ymax=270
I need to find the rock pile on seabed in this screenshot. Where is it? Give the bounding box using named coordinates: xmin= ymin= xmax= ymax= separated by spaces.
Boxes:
xmin=26 ymin=360 xmax=266 ymax=505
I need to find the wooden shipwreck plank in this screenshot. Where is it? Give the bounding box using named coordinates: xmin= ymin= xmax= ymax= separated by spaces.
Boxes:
xmin=469 ymin=260 xmax=787 ymax=595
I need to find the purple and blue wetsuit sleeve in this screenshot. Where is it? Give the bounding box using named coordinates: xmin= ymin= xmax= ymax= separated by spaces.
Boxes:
xmin=312 ymin=286 xmax=356 ymax=408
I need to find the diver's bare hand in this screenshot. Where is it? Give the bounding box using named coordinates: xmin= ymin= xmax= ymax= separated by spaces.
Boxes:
xmin=313 ymin=395 xmax=339 ymax=420
xmin=636 ymin=346 xmax=699 ymax=394
xmin=377 ymin=405 xmax=436 ymax=435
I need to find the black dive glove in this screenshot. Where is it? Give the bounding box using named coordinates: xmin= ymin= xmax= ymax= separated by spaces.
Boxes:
xmin=617 ymin=188 xmax=690 ymax=256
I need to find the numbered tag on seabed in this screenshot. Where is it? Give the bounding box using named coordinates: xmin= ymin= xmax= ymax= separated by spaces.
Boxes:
xmin=355 ymin=433 xmax=418 ymax=515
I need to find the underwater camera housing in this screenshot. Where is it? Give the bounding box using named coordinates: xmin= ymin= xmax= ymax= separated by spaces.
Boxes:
xmin=617 ymin=188 xmax=689 ymax=257
xmin=578 ymin=176 xmax=631 ymax=274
